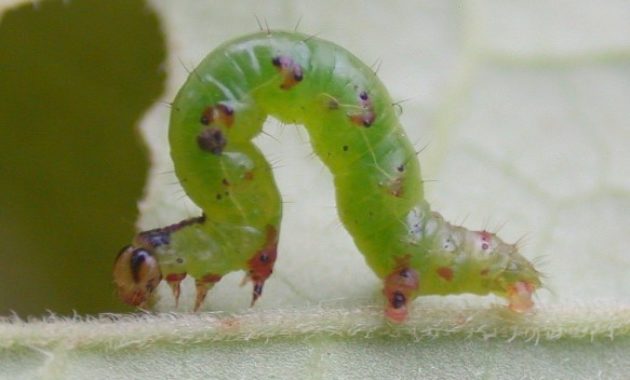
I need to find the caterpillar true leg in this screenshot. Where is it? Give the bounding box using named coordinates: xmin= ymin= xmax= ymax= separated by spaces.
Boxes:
xmin=164 ymin=272 xmax=186 ymax=307
xmin=194 ymin=274 xmax=222 ymax=311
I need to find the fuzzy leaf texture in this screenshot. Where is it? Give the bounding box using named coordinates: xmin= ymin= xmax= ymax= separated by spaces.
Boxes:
xmin=2 ymin=0 xmax=630 ymax=379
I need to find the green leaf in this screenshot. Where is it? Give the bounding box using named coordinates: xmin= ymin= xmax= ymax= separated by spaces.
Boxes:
xmin=2 ymin=304 xmax=629 ymax=378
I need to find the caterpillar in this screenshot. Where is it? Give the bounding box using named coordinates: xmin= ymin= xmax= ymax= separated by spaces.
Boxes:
xmin=113 ymin=31 xmax=541 ymax=323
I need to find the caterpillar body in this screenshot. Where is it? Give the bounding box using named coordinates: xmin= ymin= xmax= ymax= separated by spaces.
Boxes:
xmin=113 ymin=31 xmax=541 ymax=322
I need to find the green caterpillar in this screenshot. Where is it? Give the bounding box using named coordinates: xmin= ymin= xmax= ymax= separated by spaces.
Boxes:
xmin=113 ymin=31 xmax=541 ymax=322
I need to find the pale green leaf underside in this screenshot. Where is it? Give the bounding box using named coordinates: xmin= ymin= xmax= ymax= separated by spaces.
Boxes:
xmin=2 ymin=304 xmax=629 ymax=379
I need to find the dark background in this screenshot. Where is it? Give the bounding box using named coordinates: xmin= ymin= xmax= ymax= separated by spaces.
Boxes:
xmin=0 ymin=0 xmax=165 ymax=315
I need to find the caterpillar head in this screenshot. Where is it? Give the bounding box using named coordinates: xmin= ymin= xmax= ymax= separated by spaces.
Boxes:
xmin=113 ymin=245 xmax=162 ymax=307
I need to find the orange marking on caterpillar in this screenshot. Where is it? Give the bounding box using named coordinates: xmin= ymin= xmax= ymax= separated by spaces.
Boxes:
xmin=243 ymin=171 xmax=255 ymax=181
xmin=348 ymin=111 xmax=376 ymax=127
xmin=387 ymin=176 xmax=404 ymax=197
xmin=272 ymin=56 xmax=303 ymax=90
xmin=436 ymin=266 xmax=453 ymax=282
xmin=200 ymin=103 xmax=235 ymax=127
xmin=246 ymin=225 xmax=279 ymax=306
xmin=348 ymin=90 xmax=376 ymax=127
xmin=383 ymin=259 xmax=419 ymax=323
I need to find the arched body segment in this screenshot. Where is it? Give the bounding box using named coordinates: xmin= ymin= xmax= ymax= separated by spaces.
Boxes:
xmin=113 ymin=31 xmax=541 ymax=322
